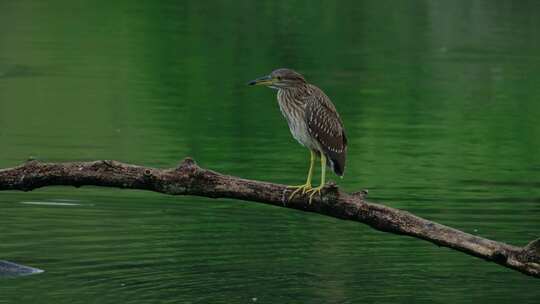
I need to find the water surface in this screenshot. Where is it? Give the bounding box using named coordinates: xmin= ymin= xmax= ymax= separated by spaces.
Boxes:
xmin=1 ymin=1 xmax=539 ymax=303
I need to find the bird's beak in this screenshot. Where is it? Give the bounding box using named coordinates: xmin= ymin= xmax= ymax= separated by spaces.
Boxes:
xmin=248 ymin=75 xmax=274 ymax=86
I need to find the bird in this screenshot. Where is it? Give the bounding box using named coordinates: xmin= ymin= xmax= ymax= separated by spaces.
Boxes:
xmin=248 ymin=68 xmax=347 ymax=203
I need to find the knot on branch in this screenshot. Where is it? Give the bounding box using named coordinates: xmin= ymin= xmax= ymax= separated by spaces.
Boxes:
xmin=519 ymin=239 xmax=540 ymax=264
xmin=143 ymin=169 xmax=153 ymax=177
xmin=323 ymin=181 xmax=341 ymax=202
xmin=89 ymin=160 xmax=116 ymax=171
xmin=491 ymin=250 xmax=508 ymax=263
xmin=525 ymin=239 xmax=540 ymax=254
xmin=177 ymin=157 xmax=197 ymax=171
xmin=101 ymin=160 xmax=116 ymax=168
xmin=142 ymin=168 xmax=158 ymax=185
xmin=325 ymin=181 xmax=339 ymax=193
xmin=352 ymin=189 xmax=369 ymax=200
xmin=24 ymin=159 xmax=40 ymax=168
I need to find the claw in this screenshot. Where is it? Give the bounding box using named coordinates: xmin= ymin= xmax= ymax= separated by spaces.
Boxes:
xmin=287 ymin=184 xmax=312 ymax=201
xmin=306 ymin=186 xmax=323 ymax=204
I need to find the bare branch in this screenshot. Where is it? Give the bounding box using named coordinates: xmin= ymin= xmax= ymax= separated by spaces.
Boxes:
xmin=1 ymin=158 xmax=538 ymax=278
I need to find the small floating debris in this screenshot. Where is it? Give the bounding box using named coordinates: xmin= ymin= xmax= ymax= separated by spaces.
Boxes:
xmin=0 ymin=260 xmax=44 ymax=278
xmin=19 ymin=201 xmax=81 ymax=206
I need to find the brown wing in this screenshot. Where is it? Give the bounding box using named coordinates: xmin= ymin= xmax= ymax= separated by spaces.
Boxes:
xmin=304 ymin=86 xmax=347 ymax=176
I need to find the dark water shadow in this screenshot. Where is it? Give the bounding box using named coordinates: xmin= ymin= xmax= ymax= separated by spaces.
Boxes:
xmin=0 ymin=64 xmax=45 ymax=79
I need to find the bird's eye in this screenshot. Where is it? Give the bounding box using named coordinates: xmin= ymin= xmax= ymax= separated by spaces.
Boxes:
xmin=277 ymin=76 xmax=282 ymax=80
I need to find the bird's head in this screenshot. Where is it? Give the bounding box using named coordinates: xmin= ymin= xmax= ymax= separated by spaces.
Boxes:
xmin=248 ymin=68 xmax=306 ymax=89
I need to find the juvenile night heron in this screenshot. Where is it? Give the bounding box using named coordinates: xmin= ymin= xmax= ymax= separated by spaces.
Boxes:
xmin=249 ymin=68 xmax=347 ymax=202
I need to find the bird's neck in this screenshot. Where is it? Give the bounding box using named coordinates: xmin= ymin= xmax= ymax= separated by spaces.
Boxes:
xmin=277 ymin=85 xmax=310 ymax=108
xmin=278 ymin=84 xmax=309 ymax=96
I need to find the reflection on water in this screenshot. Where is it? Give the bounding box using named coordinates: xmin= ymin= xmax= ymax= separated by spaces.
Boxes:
xmin=0 ymin=260 xmax=43 ymax=278
xmin=1 ymin=0 xmax=539 ymax=303
xmin=19 ymin=202 xmax=81 ymax=206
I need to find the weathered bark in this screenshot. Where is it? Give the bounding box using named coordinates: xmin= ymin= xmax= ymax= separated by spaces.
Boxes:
xmin=1 ymin=158 xmax=538 ymax=278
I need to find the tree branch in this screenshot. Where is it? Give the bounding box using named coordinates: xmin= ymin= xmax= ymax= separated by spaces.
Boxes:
xmin=1 ymin=157 xmax=538 ymax=278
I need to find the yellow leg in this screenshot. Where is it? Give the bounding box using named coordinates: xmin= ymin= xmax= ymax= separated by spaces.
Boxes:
xmin=288 ymin=150 xmax=315 ymax=201
xmin=306 ymin=153 xmax=326 ymax=204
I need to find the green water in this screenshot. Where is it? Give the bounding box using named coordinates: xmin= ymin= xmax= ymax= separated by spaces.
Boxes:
xmin=1 ymin=0 xmax=539 ymax=303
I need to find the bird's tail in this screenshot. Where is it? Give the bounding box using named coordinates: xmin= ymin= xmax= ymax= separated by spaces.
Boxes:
xmin=326 ymin=151 xmax=346 ymax=177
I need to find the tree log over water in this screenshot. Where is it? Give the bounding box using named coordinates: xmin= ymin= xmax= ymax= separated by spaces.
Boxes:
xmin=1 ymin=158 xmax=538 ymax=278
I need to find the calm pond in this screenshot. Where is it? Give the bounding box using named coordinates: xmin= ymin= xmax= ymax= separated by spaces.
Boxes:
xmin=1 ymin=1 xmax=539 ymax=303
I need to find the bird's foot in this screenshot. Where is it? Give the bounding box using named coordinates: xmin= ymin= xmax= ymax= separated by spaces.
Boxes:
xmin=287 ymin=183 xmax=312 ymax=201
xmin=305 ymin=185 xmax=324 ymax=204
